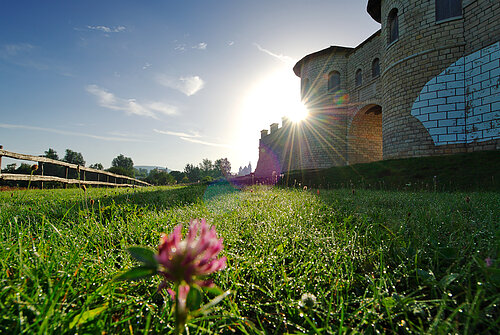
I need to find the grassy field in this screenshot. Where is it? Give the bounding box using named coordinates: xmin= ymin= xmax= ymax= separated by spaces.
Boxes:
xmin=0 ymin=183 xmax=498 ymax=334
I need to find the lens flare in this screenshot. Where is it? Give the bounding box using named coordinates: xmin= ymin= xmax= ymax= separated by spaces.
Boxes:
xmin=332 ymin=90 xmax=349 ymax=105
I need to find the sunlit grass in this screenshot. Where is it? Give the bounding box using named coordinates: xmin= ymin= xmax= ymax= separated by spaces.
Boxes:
xmin=0 ymin=185 xmax=498 ymax=333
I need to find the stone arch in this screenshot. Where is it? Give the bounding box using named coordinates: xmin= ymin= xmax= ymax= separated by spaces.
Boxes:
xmin=347 ymin=104 xmax=383 ymax=164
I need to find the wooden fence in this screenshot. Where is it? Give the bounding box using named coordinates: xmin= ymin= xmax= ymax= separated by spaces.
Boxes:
xmin=0 ymin=146 xmax=150 ymax=188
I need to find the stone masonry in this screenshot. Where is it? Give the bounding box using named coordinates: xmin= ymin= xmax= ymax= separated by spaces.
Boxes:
xmin=254 ymin=0 xmax=499 ymax=177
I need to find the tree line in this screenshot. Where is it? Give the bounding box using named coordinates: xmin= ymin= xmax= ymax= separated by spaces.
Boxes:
xmin=141 ymin=158 xmax=232 ymax=185
xmin=1 ymin=148 xmax=233 ymax=186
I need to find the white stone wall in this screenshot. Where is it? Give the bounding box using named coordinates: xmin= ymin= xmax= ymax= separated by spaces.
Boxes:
xmin=411 ymin=42 xmax=500 ymax=145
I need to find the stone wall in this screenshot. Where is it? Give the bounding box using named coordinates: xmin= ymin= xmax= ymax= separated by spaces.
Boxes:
xmin=411 ymin=42 xmax=499 ymax=146
xmin=346 ymin=31 xmax=382 ymax=109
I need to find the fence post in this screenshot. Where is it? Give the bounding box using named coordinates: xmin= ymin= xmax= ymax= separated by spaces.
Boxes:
xmin=0 ymin=145 xmax=3 ymax=178
xmin=65 ymin=167 xmax=69 ymax=189
xmin=41 ymin=162 xmax=44 ymax=189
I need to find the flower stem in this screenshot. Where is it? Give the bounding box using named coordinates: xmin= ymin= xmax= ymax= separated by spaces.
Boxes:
xmin=174 ymin=285 xmax=188 ymax=334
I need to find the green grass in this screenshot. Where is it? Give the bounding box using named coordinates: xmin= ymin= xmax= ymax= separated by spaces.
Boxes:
xmin=0 ymin=184 xmax=498 ymax=333
xmin=283 ymin=150 xmax=500 ymax=191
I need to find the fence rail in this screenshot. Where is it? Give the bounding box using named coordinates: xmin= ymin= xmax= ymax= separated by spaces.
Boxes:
xmin=0 ymin=146 xmax=150 ymax=188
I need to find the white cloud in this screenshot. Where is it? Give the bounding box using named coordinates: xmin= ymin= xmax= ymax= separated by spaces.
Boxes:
xmin=156 ymin=75 xmax=205 ymax=96
xmin=254 ymin=43 xmax=295 ymax=64
xmin=86 ymin=85 xmax=178 ymax=118
xmin=1 ymin=43 xmax=72 ymax=75
xmin=147 ymin=102 xmax=178 ymax=116
xmin=142 ymin=62 xmax=152 ymax=70
xmin=86 ymin=25 xmax=127 ymax=33
xmin=153 ymin=129 xmax=200 ymax=138
xmin=192 ymin=42 xmax=207 ymax=50
xmin=2 ymin=43 xmax=34 ymax=56
xmin=154 ymin=128 xmax=231 ymax=148
xmin=179 ymin=137 xmax=232 ymax=148
xmin=227 ymin=41 xmax=235 ymax=46
xmin=0 ymin=123 xmax=143 ymax=142
xmin=175 ymin=41 xmax=208 ymax=52
xmin=174 ymin=44 xmax=186 ymax=52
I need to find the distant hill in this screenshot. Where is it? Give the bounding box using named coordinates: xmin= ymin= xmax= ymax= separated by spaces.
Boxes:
xmin=134 ymin=166 xmax=170 ymax=173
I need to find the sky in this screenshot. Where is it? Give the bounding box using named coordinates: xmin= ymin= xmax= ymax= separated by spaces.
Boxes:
xmin=0 ymin=0 xmax=380 ymax=173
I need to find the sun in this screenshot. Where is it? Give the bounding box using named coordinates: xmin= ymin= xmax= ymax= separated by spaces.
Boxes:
xmin=287 ymin=100 xmax=309 ymax=123
xmin=240 ymin=67 xmax=308 ymax=125
xmin=235 ymin=67 xmax=309 ymax=168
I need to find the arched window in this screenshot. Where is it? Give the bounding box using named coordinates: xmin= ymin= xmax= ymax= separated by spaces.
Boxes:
xmin=436 ymin=0 xmax=462 ymax=21
xmin=388 ymin=8 xmax=399 ymax=44
xmin=372 ymin=58 xmax=380 ymax=78
xmin=355 ymin=69 xmax=363 ymax=87
xmin=328 ymin=71 xmax=341 ymax=92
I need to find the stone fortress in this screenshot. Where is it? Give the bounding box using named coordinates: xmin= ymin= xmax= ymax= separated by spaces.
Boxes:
xmin=254 ymin=0 xmax=499 ymax=178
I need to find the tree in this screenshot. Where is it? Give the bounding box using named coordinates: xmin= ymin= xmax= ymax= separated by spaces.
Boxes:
xmin=134 ymin=168 xmax=149 ymax=180
xmin=112 ymin=154 xmax=134 ymax=171
xmin=63 ymin=149 xmax=85 ymax=166
xmin=3 ymin=163 xmax=17 ymax=173
xmin=169 ymin=170 xmax=185 ymax=183
xmin=146 ymin=168 xmax=175 ymax=185
xmin=184 ymin=164 xmax=201 ymax=182
xmin=199 ymin=159 xmax=213 ymax=173
xmin=42 ymin=148 xmax=63 ymax=177
xmin=16 ymin=163 xmax=32 ymax=174
xmin=108 ymin=154 xmax=134 ymax=177
xmin=107 ymin=166 xmax=134 ymax=177
xmin=89 ymin=163 xmax=104 ymax=170
xmin=44 ymin=148 xmax=59 ymax=160
xmin=215 ymin=158 xmax=231 ymax=177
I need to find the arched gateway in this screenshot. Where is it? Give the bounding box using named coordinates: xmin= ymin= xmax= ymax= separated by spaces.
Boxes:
xmin=347 ymin=104 xmax=383 ymax=164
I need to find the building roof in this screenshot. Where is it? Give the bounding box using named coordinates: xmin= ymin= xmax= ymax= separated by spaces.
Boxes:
xmin=292 ymin=30 xmax=381 ymax=77
xmin=293 ymin=46 xmax=353 ymax=77
xmin=367 ymin=0 xmax=381 ymax=23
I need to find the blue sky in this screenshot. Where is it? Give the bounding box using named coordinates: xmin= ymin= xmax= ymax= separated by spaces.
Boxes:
xmin=0 ymin=0 xmax=379 ymax=172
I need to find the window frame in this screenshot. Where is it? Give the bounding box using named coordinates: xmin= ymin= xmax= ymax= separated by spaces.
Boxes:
xmin=355 ymin=69 xmax=363 ymax=87
xmin=435 ymin=0 xmax=462 ymax=23
xmin=328 ymin=71 xmax=341 ymax=93
xmin=388 ymin=8 xmax=399 ymax=45
xmin=372 ymin=58 xmax=380 ymax=78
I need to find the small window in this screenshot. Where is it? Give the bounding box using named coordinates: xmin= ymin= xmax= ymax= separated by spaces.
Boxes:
xmin=328 ymin=71 xmax=341 ymax=92
xmin=388 ymin=8 xmax=399 ymax=44
xmin=372 ymin=58 xmax=380 ymax=78
xmin=355 ymin=69 xmax=362 ymax=87
xmin=436 ymin=0 xmax=462 ymax=21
